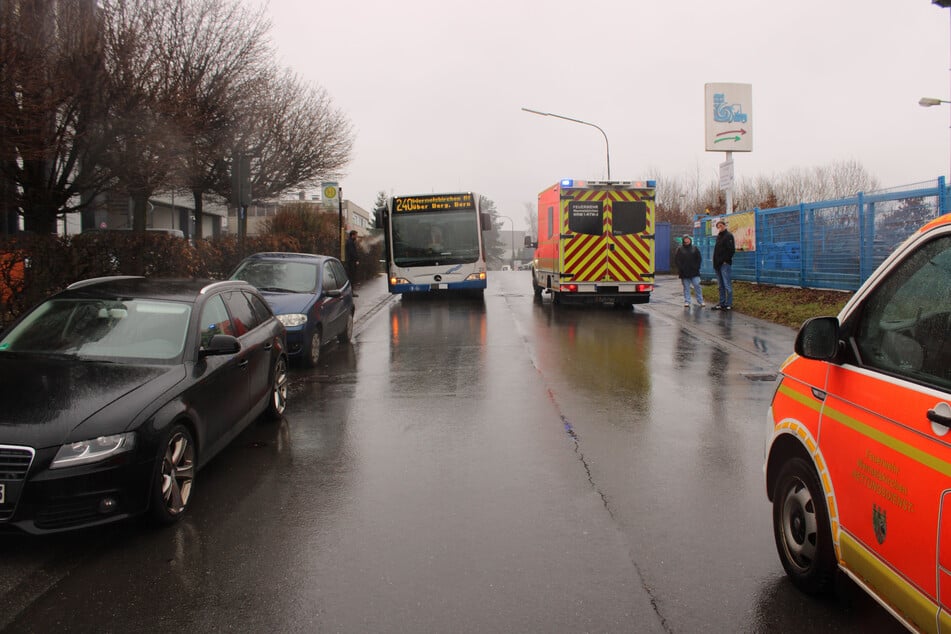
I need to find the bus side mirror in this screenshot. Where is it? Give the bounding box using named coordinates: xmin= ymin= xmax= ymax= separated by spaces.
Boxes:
xmin=480 ymin=213 xmax=492 ymax=231
xmin=375 ymin=213 xmax=384 ymax=229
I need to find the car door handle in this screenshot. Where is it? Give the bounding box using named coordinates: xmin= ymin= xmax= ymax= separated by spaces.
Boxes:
xmin=238 ymin=359 xmax=249 ymax=369
xmin=264 ymin=342 xmax=273 ymax=351
xmin=928 ymin=406 xmax=951 ymax=428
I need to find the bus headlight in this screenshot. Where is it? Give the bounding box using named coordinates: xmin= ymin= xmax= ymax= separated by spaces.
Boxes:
xmin=390 ymin=277 xmax=410 ymax=286
xmin=465 ymin=272 xmax=486 ymax=281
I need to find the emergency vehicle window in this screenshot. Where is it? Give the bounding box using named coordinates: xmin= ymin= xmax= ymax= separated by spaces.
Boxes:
xmin=547 ymin=206 xmax=554 ymax=239
xmin=613 ymin=201 xmax=648 ymax=235
xmin=853 ymin=234 xmax=951 ymax=391
xmin=568 ymin=201 xmax=603 ymax=236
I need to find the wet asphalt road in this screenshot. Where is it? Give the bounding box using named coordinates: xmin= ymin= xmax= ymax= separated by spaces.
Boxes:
xmin=0 ymin=272 xmax=904 ymax=633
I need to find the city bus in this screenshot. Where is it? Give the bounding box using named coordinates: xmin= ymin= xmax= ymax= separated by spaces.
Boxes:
xmin=377 ymin=192 xmax=491 ymax=295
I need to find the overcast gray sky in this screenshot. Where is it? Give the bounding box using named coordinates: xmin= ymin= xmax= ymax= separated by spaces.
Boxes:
xmin=266 ymin=0 xmax=950 ymax=227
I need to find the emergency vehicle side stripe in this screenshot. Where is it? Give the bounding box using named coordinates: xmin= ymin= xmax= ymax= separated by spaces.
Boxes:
xmin=823 ymin=403 xmax=951 ymax=479
xmin=838 ymin=532 xmax=935 ymax=632
xmin=777 ymin=382 xmax=951 ymax=478
xmin=777 ymin=383 xmax=823 ymax=421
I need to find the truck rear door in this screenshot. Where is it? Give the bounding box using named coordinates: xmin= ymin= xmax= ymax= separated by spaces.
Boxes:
xmin=560 ymin=189 xmax=607 ymax=283
xmin=608 ymin=188 xmax=653 ymax=283
xmin=559 ymin=187 xmax=654 ymax=284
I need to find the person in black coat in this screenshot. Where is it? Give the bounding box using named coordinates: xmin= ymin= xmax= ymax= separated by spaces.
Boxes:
xmin=345 ymin=230 xmax=359 ymax=291
xmin=712 ymin=219 xmax=735 ymax=310
xmin=675 ymin=234 xmax=704 ymax=307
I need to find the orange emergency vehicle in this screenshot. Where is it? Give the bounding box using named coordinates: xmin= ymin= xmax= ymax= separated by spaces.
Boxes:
xmin=528 ymin=179 xmax=655 ymax=306
xmin=766 ymin=212 xmax=951 ymax=632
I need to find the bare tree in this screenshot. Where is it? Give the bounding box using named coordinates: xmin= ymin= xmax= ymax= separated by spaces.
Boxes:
xmin=97 ymin=0 xmax=189 ymax=232
xmin=0 ymin=0 xmax=113 ymax=234
xmin=765 ymin=160 xmax=880 ymax=207
xmin=224 ymin=68 xmax=354 ymax=238
xmin=162 ymin=0 xmax=272 ymax=239
xmin=480 ymin=195 xmax=505 ymax=265
xmin=372 ymin=190 xmax=388 ymax=226
xmin=523 ymin=201 xmax=536 ymax=239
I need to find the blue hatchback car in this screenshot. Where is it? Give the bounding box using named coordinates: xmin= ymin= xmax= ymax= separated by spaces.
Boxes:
xmin=230 ymin=253 xmax=355 ymax=367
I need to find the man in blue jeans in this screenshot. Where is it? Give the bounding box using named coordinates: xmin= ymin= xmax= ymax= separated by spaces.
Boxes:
xmin=711 ymin=219 xmax=735 ymax=310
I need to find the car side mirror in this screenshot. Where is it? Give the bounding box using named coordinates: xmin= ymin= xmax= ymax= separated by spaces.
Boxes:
xmin=200 ymin=334 xmax=241 ymax=356
xmin=794 ymin=316 xmax=840 ymax=361
xmin=524 ymin=235 xmax=537 ymax=249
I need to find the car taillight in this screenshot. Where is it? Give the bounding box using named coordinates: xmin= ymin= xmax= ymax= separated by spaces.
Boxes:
xmin=636 ymin=284 xmax=653 ymax=293
xmin=559 ymin=284 xmax=578 ymax=292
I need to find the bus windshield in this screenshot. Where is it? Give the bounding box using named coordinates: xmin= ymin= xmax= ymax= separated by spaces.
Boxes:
xmin=392 ymin=210 xmax=482 ymax=266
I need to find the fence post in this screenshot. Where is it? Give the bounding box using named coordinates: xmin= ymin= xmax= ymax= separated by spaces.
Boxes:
xmin=754 ymin=207 xmax=761 ymax=284
xmin=799 ymin=203 xmax=807 ymax=288
xmin=858 ymin=192 xmax=869 ymax=284
xmin=940 ymin=175 xmax=948 ymax=215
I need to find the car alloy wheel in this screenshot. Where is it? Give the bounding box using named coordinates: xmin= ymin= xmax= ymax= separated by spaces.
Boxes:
xmin=151 ymin=424 xmax=196 ymax=525
xmin=267 ymin=355 xmax=288 ymax=419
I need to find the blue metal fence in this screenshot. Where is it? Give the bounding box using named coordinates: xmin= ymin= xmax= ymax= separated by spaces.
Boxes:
xmin=695 ymin=177 xmax=950 ymax=291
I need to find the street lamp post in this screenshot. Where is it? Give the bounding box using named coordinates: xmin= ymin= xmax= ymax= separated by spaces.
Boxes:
xmin=521 ymin=107 xmax=611 ymax=180
xmin=919 ymin=96 xmax=951 ymax=178
xmin=497 ymin=215 xmax=515 ymax=269
xmin=924 ymin=1 xmax=951 ymax=178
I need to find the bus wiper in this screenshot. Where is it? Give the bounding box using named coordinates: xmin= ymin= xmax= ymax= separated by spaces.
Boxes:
xmin=396 ymin=259 xmax=435 ymax=267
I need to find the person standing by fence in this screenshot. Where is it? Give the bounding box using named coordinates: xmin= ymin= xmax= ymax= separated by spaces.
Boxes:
xmin=675 ymin=235 xmax=704 ymax=307
xmin=712 ymin=219 xmax=735 ymax=310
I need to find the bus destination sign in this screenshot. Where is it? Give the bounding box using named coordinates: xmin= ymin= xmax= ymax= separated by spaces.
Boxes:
xmin=394 ymin=193 xmax=475 ymax=213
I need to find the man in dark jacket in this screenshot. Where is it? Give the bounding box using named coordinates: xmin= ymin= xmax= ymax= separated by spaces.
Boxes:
xmin=711 ymin=219 xmax=735 ymax=310
xmin=675 ymin=234 xmax=704 ymax=307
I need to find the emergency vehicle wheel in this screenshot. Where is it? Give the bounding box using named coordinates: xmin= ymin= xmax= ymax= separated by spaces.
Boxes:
xmin=772 ymin=457 xmax=836 ymax=594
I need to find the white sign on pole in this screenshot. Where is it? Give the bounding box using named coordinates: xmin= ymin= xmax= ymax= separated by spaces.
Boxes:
xmin=719 ymin=159 xmax=734 ymax=190
xmin=704 ymin=83 xmax=753 ymax=152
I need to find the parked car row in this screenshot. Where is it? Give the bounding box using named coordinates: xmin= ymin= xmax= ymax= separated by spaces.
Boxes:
xmin=0 ymin=252 xmax=355 ymax=534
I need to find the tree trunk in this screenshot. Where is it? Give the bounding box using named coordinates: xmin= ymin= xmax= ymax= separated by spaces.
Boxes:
xmin=22 ymin=197 xmax=58 ymax=234
xmin=192 ymin=189 xmax=203 ymax=240
xmin=131 ymin=192 xmax=149 ymax=232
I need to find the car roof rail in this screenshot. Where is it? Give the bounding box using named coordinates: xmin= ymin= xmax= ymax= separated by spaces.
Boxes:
xmin=67 ymin=275 xmax=145 ymax=290
xmin=200 ymin=279 xmax=251 ymax=295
